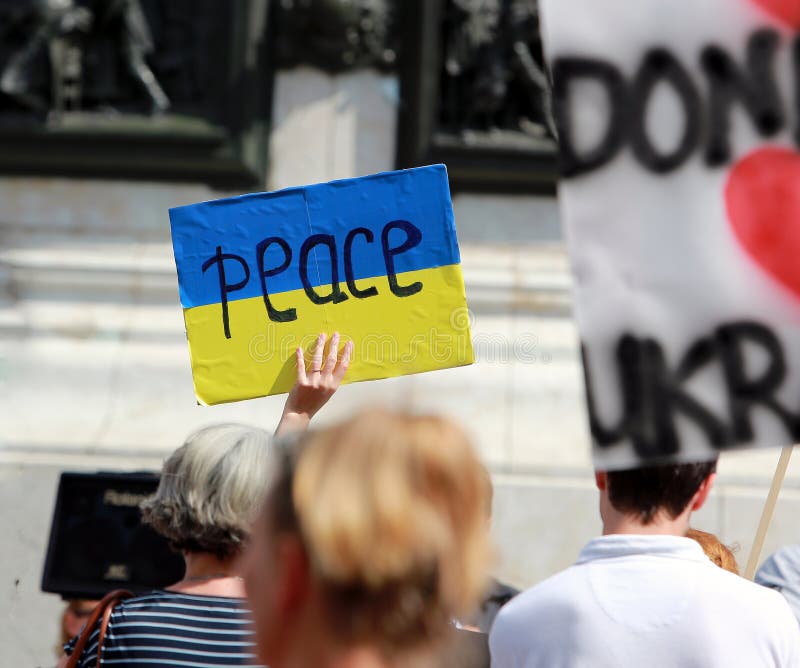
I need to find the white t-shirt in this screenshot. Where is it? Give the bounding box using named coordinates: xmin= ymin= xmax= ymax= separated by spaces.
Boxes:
xmin=490 ymin=535 xmax=800 ymax=668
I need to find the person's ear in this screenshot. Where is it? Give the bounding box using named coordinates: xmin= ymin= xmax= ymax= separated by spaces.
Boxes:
xmin=690 ymin=472 xmax=717 ymax=512
xmin=595 ymin=470 xmax=608 ymax=492
xmin=276 ymin=535 xmax=311 ymax=617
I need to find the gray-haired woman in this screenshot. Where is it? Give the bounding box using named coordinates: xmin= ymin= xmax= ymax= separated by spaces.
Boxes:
xmin=59 ymin=332 xmax=352 ymax=668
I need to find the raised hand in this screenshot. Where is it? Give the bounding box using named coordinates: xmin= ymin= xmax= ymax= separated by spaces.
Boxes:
xmin=275 ymin=332 xmax=353 ymax=436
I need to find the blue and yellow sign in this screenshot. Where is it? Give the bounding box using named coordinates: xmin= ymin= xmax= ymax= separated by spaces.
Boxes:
xmin=169 ymin=165 xmax=474 ymax=405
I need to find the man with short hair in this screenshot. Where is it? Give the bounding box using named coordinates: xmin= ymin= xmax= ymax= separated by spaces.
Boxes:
xmin=489 ymin=460 xmax=800 ymax=667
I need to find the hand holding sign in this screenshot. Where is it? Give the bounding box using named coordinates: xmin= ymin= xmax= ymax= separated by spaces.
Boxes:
xmin=169 ymin=165 xmax=473 ymax=405
xmin=275 ymin=332 xmax=354 ymax=435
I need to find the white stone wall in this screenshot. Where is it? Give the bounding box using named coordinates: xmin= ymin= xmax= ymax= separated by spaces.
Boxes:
xmin=2 ymin=68 xmax=800 ymax=666
xmin=270 ymin=68 xmax=399 ymax=189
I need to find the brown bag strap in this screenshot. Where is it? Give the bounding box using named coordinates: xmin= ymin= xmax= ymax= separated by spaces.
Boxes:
xmin=65 ymin=589 xmax=134 ymax=668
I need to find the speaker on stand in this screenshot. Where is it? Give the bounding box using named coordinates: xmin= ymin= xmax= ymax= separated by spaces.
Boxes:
xmin=41 ymin=471 xmax=185 ymax=599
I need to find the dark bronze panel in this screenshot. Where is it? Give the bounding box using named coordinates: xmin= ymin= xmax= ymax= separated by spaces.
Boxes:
xmin=396 ymin=0 xmax=557 ymax=194
xmin=0 ymin=0 xmax=272 ymax=188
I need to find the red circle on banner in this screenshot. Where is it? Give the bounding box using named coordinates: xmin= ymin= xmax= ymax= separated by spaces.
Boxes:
xmin=726 ymin=146 xmax=800 ymax=299
xmin=751 ymin=0 xmax=800 ymax=28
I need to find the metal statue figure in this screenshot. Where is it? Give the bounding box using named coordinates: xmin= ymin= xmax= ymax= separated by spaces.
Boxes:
xmin=95 ymin=0 xmax=170 ymax=113
xmin=0 ymin=0 xmax=169 ymax=116
xmin=442 ymin=0 xmax=555 ymax=139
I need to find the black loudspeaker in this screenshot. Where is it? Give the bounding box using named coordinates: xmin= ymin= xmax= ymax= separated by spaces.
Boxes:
xmin=41 ymin=472 xmax=185 ymax=599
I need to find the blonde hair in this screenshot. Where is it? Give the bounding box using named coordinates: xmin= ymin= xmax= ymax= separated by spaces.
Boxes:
xmin=687 ymin=528 xmax=739 ymax=575
xmin=269 ymin=409 xmax=491 ymax=653
xmin=142 ymin=423 xmax=273 ymax=559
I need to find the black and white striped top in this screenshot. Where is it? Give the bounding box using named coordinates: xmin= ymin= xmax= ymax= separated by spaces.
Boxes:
xmin=64 ymin=590 xmax=264 ymax=667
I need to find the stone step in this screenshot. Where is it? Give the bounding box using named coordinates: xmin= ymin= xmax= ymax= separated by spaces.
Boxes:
xmin=0 ymin=234 xmax=179 ymax=304
xmin=0 ymin=298 xmax=185 ymax=340
xmin=0 ymin=235 xmax=574 ymax=337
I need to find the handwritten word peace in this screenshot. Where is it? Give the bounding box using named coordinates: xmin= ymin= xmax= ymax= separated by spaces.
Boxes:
xmin=203 ymin=219 xmax=423 ymax=339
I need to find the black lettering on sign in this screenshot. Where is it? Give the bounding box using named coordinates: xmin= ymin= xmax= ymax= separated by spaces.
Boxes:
xmin=716 ymin=322 xmax=798 ymax=441
xmin=381 ymin=220 xmax=424 ymax=297
xmin=582 ymin=343 xmax=627 ymax=447
xmin=256 ymin=237 xmax=297 ymax=323
xmin=202 ymin=246 xmax=250 ymax=339
xmin=584 ymin=321 xmax=800 ymax=457
xmin=656 ymin=335 xmax=730 ymax=454
xmin=586 ymin=334 xmax=728 ymax=459
xmin=551 ymin=27 xmax=792 ymax=178
xmin=629 ymin=49 xmax=702 ymax=174
xmin=204 ymin=218 xmax=430 ymax=338
xmin=299 ymin=234 xmax=350 ymax=305
xmin=344 ymin=227 xmax=379 ymax=299
xmin=701 ymin=28 xmax=783 ymax=166
xmin=552 ymin=57 xmax=628 ymax=178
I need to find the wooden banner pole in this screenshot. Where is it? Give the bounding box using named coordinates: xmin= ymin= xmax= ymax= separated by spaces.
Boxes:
xmin=744 ymin=445 xmax=794 ymax=581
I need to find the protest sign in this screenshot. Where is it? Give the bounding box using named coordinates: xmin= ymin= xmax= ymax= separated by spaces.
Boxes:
xmin=541 ymin=0 xmax=800 ymax=468
xmin=169 ymin=165 xmax=473 ymax=405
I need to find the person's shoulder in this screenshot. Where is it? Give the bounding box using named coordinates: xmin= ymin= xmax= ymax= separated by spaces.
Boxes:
xmin=114 ymin=590 xmax=248 ymax=615
xmin=700 ymin=564 xmax=797 ymax=622
xmin=757 ymin=544 xmax=800 ymax=583
xmin=765 ymin=544 xmax=800 ymax=566
xmin=113 ymin=590 xmax=178 ymax=610
xmin=492 ymin=566 xmax=584 ymax=630
xmin=489 ymin=565 xmax=587 ymax=663
xmin=727 ymin=574 xmax=800 ymax=656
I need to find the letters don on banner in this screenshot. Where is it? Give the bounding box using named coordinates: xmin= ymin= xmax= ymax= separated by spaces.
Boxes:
xmin=169 ymin=165 xmax=473 ymax=405
xmin=541 ymin=0 xmax=800 ymax=468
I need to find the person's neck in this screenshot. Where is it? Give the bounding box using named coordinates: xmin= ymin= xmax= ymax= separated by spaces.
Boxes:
xmin=280 ymin=619 xmax=404 ymax=668
xmin=602 ymin=511 xmax=691 ymax=537
xmin=286 ymin=644 xmax=394 ymax=668
xmin=323 ymin=646 xmax=392 ymax=668
xmin=183 ymin=551 xmax=240 ymax=579
xmin=167 ymin=551 xmax=245 ymax=598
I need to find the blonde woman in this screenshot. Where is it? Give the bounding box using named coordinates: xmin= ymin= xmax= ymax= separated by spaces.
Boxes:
xmin=59 ymin=332 xmax=352 ymax=668
xmin=244 ymin=409 xmax=492 ymax=668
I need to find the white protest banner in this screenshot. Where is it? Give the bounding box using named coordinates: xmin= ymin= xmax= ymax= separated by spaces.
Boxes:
xmin=541 ymin=0 xmax=800 ymax=468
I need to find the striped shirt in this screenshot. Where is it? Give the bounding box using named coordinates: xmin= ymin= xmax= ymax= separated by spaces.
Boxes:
xmin=64 ymin=590 xmax=265 ymax=667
